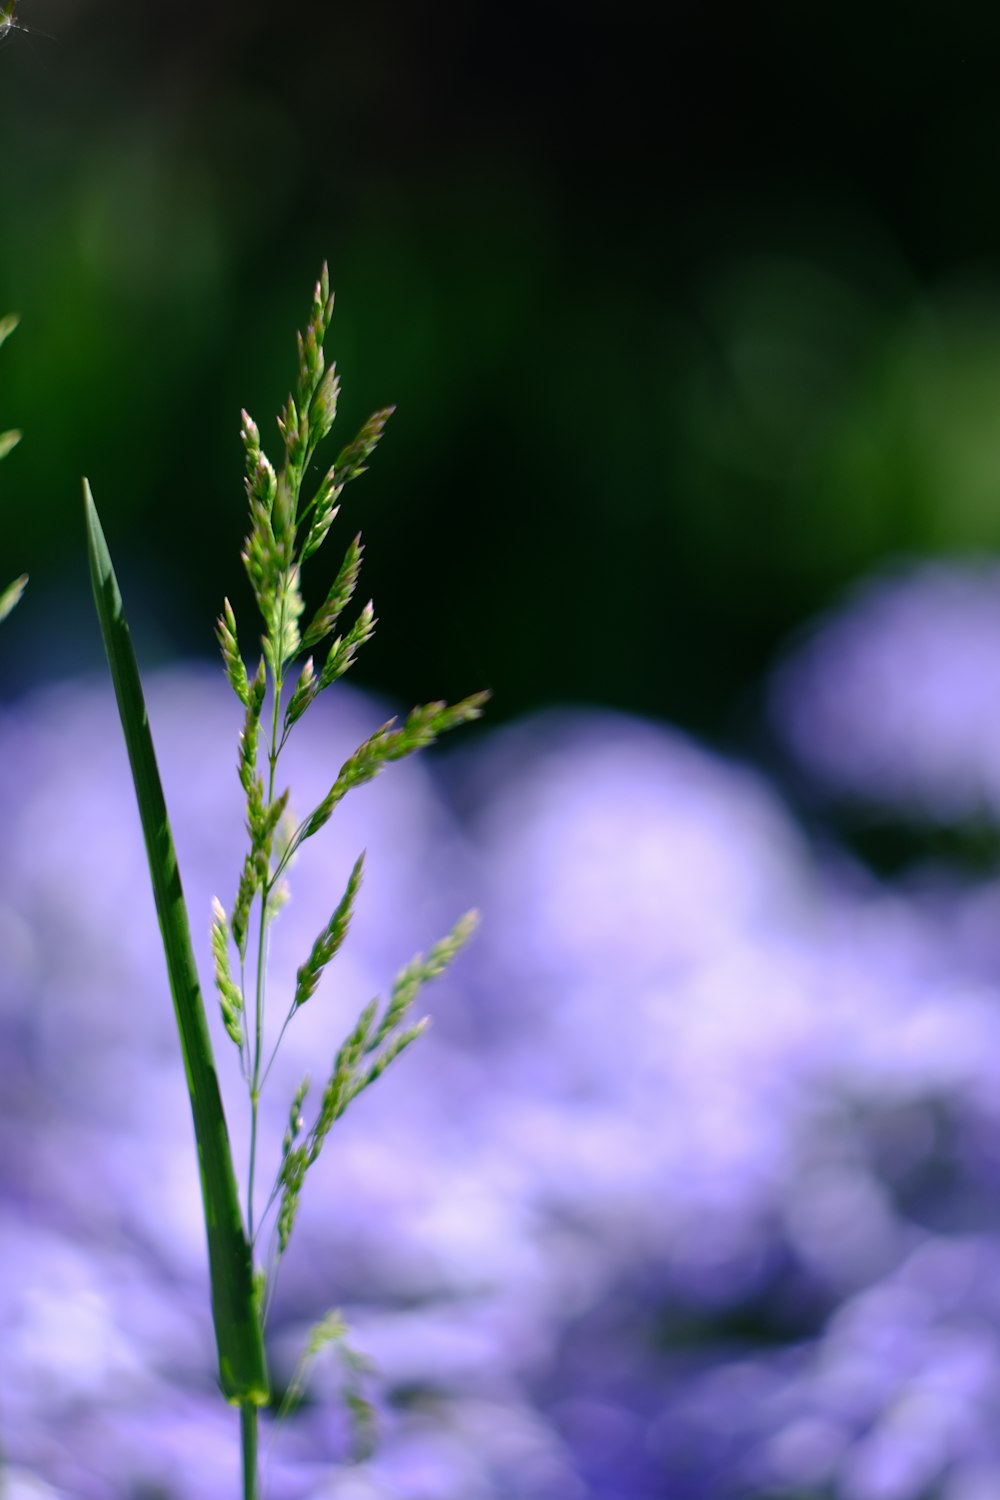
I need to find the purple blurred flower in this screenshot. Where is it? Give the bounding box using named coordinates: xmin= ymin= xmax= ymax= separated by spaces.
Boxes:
xmin=771 ymin=560 xmax=1000 ymax=821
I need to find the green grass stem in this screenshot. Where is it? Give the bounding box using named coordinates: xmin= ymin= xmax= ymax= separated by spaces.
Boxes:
xmin=241 ymin=1404 xmax=260 ymax=1500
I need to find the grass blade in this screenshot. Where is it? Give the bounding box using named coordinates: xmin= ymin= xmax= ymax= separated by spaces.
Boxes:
xmin=84 ymin=479 xmax=269 ymax=1406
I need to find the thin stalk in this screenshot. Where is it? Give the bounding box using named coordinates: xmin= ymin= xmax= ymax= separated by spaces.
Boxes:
xmin=259 ymin=1002 xmax=296 ymax=1092
xmin=247 ymin=600 xmax=288 ymax=1243
xmin=247 ymin=892 xmax=269 ymax=1243
xmin=240 ymin=1403 xmax=259 ymax=1500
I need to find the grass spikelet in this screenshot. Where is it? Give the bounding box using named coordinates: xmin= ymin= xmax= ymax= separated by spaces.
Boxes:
xmin=293 ymin=853 xmax=365 ymax=1010
xmin=300 ymin=533 xmax=363 ymax=653
xmin=0 ymin=573 xmax=26 ymax=622
xmin=369 ymin=910 xmax=479 ymax=1053
xmin=211 ymin=899 xmax=245 ymax=1049
xmin=217 ymin=599 xmax=250 ymax=706
xmin=301 ymin=690 xmax=490 ymax=842
xmin=283 ymin=655 xmax=317 ymax=730
xmin=300 ymin=408 xmax=394 ymax=562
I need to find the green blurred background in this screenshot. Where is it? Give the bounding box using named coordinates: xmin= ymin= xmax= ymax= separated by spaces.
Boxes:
xmin=3 ymin=1 xmax=1000 ymax=739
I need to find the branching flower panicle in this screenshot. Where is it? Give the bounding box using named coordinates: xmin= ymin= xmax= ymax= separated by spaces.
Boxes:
xmin=213 ymin=265 xmax=487 ymax=1487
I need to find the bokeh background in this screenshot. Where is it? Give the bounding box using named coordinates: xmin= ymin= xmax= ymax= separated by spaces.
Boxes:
xmin=8 ymin=0 xmax=1000 ymax=732
xmin=10 ymin=3 xmax=1000 ymax=1498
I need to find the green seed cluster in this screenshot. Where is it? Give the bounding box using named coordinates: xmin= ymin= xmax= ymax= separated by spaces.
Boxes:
xmin=292 ymin=852 xmax=366 ymax=1011
xmin=211 ymin=898 xmax=244 ymax=1048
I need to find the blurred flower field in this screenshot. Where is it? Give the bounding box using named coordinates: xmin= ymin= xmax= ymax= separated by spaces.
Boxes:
xmin=6 ymin=564 xmax=1000 ymax=1497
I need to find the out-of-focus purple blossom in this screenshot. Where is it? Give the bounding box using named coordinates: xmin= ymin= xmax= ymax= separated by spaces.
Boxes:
xmin=735 ymin=1235 xmax=1000 ymax=1500
xmin=6 ymin=669 xmax=1000 ymax=1497
xmin=770 ymin=561 xmax=1000 ymax=821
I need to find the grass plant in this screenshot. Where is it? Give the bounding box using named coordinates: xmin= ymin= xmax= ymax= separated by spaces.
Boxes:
xmin=85 ymin=267 xmax=487 ymax=1497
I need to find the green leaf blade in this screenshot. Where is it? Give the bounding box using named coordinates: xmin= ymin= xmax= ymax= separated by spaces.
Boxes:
xmin=84 ymin=480 xmax=269 ymax=1407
